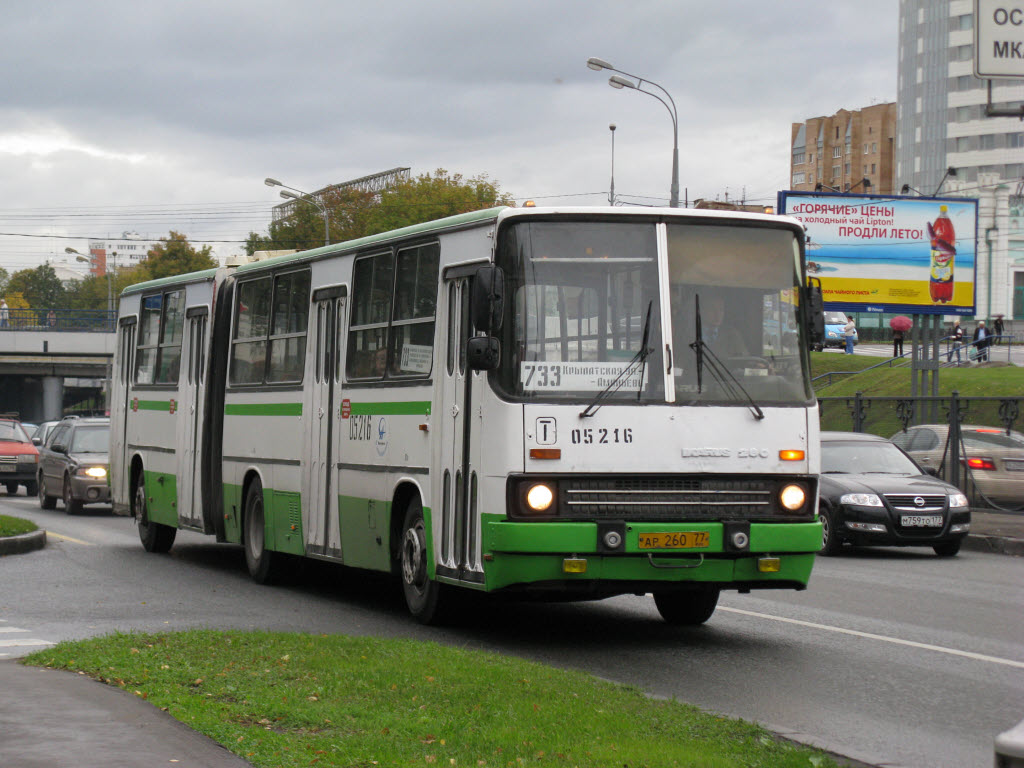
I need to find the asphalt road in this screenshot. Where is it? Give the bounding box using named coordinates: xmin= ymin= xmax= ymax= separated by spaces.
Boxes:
xmin=1 ymin=494 xmax=1022 ymax=768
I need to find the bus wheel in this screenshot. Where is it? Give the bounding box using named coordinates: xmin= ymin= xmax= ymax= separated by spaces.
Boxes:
xmin=136 ymin=478 xmax=175 ymax=553
xmin=400 ymin=498 xmax=448 ymax=624
xmin=38 ymin=473 xmax=57 ymax=510
xmin=243 ymin=478 xmax=284 ymax=584
xmin=653 ymin=589 xmax=720 ymax=626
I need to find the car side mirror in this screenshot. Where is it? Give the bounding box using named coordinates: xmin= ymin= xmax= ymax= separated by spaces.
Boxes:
xmin=923 ymin=466 xmax=940 ymax=477
xmin=32 ymin=437 xmax=41 ymax=446
xmin=51 ymin=443 xmax=67 ymax=455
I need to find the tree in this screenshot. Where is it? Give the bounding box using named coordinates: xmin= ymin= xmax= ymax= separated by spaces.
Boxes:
xmin=6 ymin=264 xmax=66 ymax=308
xmin=246 ymin=169 xmax=514 ymax=256
xmin=145 ymin=231 xmax=218 ymax=280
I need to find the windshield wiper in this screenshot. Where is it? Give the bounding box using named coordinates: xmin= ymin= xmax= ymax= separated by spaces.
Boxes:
xmin=688 ymin=295 xmax=764 ymax=421
xmin=580 ymin=301 xmax=654 ymax=418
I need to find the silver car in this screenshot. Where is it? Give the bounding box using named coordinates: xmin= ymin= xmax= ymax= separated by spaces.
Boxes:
xmin=37 ymin=417 xmax=111 ymax=514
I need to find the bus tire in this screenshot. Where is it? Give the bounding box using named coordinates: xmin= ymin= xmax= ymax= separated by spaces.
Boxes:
xmin=135 ymin=476 xmax=175 ymax=553
xmin=243 ymin=478 xmax=285 ymax=584
xmin=399 ymin=498 xmax=449 ymax=624
xmin=653 ymin=588 xmax=720 ymax=626
xmin=38 ymin=472 xmax=57 ymax=510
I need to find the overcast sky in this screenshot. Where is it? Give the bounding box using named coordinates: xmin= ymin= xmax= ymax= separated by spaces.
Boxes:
xmin=0 ymin=0 xmax=897 ymax=273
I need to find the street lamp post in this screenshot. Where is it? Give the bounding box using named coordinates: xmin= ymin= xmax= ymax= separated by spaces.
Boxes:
xmin=264 ymin=177 xmax=330 ymax=247
xmin=608 ymin=123 xmax=617 ymax=205
xmin=66 ymin=247 xmax=113 ymax=314
xmin=587 ymin=57 xmax=679 ymax=208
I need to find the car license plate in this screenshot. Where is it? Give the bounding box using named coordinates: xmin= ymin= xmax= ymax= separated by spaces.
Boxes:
xmin=901 ymin=515 xmax=942 ymax=527
xmin=637 ymin=531 xmax=710 ymax=549
xmin=0 ymin=465 xmax=14 ymax=473
xmin=1004 ymin=459 xmax=1024 ymax=472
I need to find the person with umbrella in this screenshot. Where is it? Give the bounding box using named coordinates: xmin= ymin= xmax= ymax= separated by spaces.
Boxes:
xmin=889 ymin=316 xmax=912 ymax=357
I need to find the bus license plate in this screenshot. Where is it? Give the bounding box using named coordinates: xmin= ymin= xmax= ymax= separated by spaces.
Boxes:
xmin=901 ymin=515 xmax=942 ymax=527
xmin=637 ymin=531 xmax=710 ymax=549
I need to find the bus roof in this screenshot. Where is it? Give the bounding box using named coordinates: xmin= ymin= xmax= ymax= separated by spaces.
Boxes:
xmin=121 ymin=267 xmax=222 ymax=296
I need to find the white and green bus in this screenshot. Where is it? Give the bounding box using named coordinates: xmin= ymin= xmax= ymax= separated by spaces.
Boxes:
xmin=110 ymin=205 xmax=824 ymax=624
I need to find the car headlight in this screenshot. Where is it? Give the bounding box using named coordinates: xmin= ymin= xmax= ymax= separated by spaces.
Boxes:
xmin=840 ymin=492 xmax=883 ymax=507
xmin=78 ymin=466 xmax=108 ymax=479
xmin=948 ymin=493 xmax=969 ymax=508
xmin=18 ymin=454 xmax=38 ymax=464
xmin=827 ymin=331 xmax=838 ymax=338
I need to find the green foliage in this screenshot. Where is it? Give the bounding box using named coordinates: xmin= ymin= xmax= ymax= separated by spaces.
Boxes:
xmin=247 ymin=169 xmax=514 ymax=256
xmin=144 ymin=231 xmax=218 ymax=280
xmin=0 ymin=514 xmax=37 ymax=537
xmin=6 ymin=264 xmax=65 ymax=308
xmin=26 ymin=629 xmax=839 ymax=768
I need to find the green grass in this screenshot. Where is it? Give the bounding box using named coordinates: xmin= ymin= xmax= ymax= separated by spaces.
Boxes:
xmin=25 ymin=630 xmax=839 ymax=768
xmin=0 ymin=514 xmax=37 ymax=537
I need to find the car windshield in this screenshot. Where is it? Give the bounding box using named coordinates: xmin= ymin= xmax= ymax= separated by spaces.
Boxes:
xmin=821 ymin=440 xmax=922 ymax=474
xmin=0 ymin=422 xmax=28 ymax=442
xmin=824 ymin=312 xmax=847 ymax=325
xmin=494 ymin=217 xmax=811 ymax=406
xmin=70 ymin=426 xmax=110 ymax=453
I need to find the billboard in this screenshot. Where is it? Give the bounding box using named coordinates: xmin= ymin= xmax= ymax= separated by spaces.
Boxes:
xmin=777 ymin=191 xmax=978 ymax=315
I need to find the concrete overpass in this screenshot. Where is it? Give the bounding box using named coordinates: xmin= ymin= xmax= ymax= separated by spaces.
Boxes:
xmin=0 ymin=312 xmax=115 ymax=423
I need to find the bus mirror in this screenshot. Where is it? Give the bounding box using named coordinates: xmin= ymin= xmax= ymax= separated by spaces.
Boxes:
xmin=804 ymin=277 xmax=824 ymax=349
xmin=467 ymin=336 xmax=500 ymax=371
xmin=472 ymin=266 xmax=504 ymax=333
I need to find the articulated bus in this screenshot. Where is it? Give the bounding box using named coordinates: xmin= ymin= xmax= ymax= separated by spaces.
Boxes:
xmin=110 ymin=205 xmax=824 ymax=624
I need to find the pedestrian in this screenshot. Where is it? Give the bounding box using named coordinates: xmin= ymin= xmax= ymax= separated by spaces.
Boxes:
xmin=993 ymin=315 xmax=1004 ymax=345
xmin=47 ymin=310 xmax=56 ymax=328
xmin=972 ymin=319 xmax=991 ymax=363
xmin=843 ymin=315 xmax=856 ymax=354
xmin=948 ymin=320 xmax=964 ymax=364
xmin=0 ymin=299 xmax=8 ymax=329
xmin=892 ymin=327 xmax=904 ymax=357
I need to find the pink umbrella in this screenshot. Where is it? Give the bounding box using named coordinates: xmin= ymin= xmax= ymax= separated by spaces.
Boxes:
xmin=889 ymin=316 xmax=913 ymax=332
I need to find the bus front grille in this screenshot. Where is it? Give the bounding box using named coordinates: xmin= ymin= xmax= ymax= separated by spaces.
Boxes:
xmin=561 ymin=477 xmax=775 ymax=520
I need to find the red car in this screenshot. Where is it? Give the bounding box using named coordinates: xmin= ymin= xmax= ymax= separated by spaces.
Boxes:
xmin=0 ymin=418 xmax=39 ymax=496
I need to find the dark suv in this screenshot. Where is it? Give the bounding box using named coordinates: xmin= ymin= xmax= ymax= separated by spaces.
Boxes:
xmin=37 ymin=417 xmax=111 ymax=513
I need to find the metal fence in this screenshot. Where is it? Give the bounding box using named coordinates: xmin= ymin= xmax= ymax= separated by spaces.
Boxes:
xmin=0 ymin=308 xmax=116 ymax=333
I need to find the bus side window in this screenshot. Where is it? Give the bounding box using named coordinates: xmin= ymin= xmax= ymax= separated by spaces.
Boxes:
xmin=347 ymin=251 xmax=394 ymax=379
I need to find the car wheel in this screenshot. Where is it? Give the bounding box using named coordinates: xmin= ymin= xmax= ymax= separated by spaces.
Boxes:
xmin=5 ymin=482 xmax=17 ymax=495
xmin=399 ymin=497 xmax=451 ymax=624
xmin=63 ymin=476 xmax=83 ymax=515
xmin=24 ymin=480 xmax=37 ymax=497
xmin=243 ymin=477 xmax=286 ymax=584
xmin=652 ymin=589 xmax=720 ymax=626
xmin=819 ymin=503 xmax=843 ymax=556
xmin=933 ymin=540 xmax=961 ymax=557
xmin=135 ymin=476 xmax=175 ymax=553
xmin=38 ymin=473 xmax=57 ymax=510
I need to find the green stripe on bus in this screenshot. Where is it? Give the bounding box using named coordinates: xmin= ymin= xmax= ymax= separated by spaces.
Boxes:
xmin=347 ymin=401 xmax=432 ymax=416
xmin=224 ymin=403 xmax=303 ymax=416
xmin=136 ymin=400 xmax=173 ymax=412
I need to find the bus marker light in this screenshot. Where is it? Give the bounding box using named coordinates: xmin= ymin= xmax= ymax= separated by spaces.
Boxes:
xmin=529 ymin=448 xmax=561 ymax=460
xmin=757 ymin=557 xmax=781 ymax=573
xmin=779 ymin=449 xmax=805 ymax=461
xmin=563 ymin=558 xmax=587 ymax=573
xmin=419 ymin=423 xmax=429 ymax=432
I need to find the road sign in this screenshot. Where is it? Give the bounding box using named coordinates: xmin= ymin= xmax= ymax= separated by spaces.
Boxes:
xmin=975 ymin=0 xmax=1024 ymax=79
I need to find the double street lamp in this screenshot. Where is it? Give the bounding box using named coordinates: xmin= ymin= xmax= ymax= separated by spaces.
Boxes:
xmin=264 ymin=177 xmax=330 ymax=247
xmin=587 ymin=57 xmax=679 ymax=208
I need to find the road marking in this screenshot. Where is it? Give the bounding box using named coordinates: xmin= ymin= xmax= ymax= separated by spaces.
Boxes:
xmin=0 ymin=627 xmax=29 ymax=633
xmin=0 ymin=638 xmax=54 ymax=648
xmin=44 ymin=531 xmax=93 ymax=546
xmin=721 ymin=606 xmax=1024 ymax=669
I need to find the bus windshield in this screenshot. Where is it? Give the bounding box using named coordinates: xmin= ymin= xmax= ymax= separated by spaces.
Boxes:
xmin=495 ymin=218 xmax=811 ymax=406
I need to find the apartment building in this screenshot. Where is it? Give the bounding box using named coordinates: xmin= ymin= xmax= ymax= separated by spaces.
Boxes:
xmin=789 ymin=103 xmax=898 ymax=196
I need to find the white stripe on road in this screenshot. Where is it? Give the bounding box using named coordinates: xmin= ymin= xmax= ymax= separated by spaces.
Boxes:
xmin=0 ymin=627 xmax=29 ymax=633
xmin=0 ymin=638 xmax=55 ymax=648
xmin=721 ymin=606 xmax=1024 ymax=669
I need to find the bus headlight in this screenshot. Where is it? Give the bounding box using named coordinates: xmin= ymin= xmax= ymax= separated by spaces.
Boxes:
xmin=779 ymin=484 xmax=806 ymax=511
xmin=525 ymin=483 xmax=554 ymax=512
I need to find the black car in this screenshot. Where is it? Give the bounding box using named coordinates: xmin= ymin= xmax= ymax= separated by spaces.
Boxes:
xmin=818 ymin=432 xmax=971 ymax=557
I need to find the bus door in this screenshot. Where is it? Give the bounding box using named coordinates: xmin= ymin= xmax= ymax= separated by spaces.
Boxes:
xmin=177 ymin=307 xmax=208 ymax=529
xmin=437 ymin=275 xmax=481 ymax=582
xmin=110 ymin=317 xmax=136 ymax=514
xmin=305 ymin=287 xmax=345 ymax=558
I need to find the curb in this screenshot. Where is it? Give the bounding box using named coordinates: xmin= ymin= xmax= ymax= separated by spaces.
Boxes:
xmin=0 ymin=529 xmax=46 ymax=556
xmin=964 ymin=533 xmax=1024 ymax=557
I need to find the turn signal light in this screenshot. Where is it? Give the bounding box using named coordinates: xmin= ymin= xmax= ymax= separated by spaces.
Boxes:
xmin=965 ymin=457 xmax=997 ymax=471
xmin=757 ymin=557 xmax=781 ymax=573
xmin=530 ymin=448 xmax=561 ymax=460
xmin=779 ymin=449 xmax=805 ymax=461
xmin=563 ymin=558 xmax=587 ymax=573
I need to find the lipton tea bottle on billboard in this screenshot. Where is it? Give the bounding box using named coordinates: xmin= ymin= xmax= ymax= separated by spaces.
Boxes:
xmin=928 ymin=205 xmax=955 ymax=303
